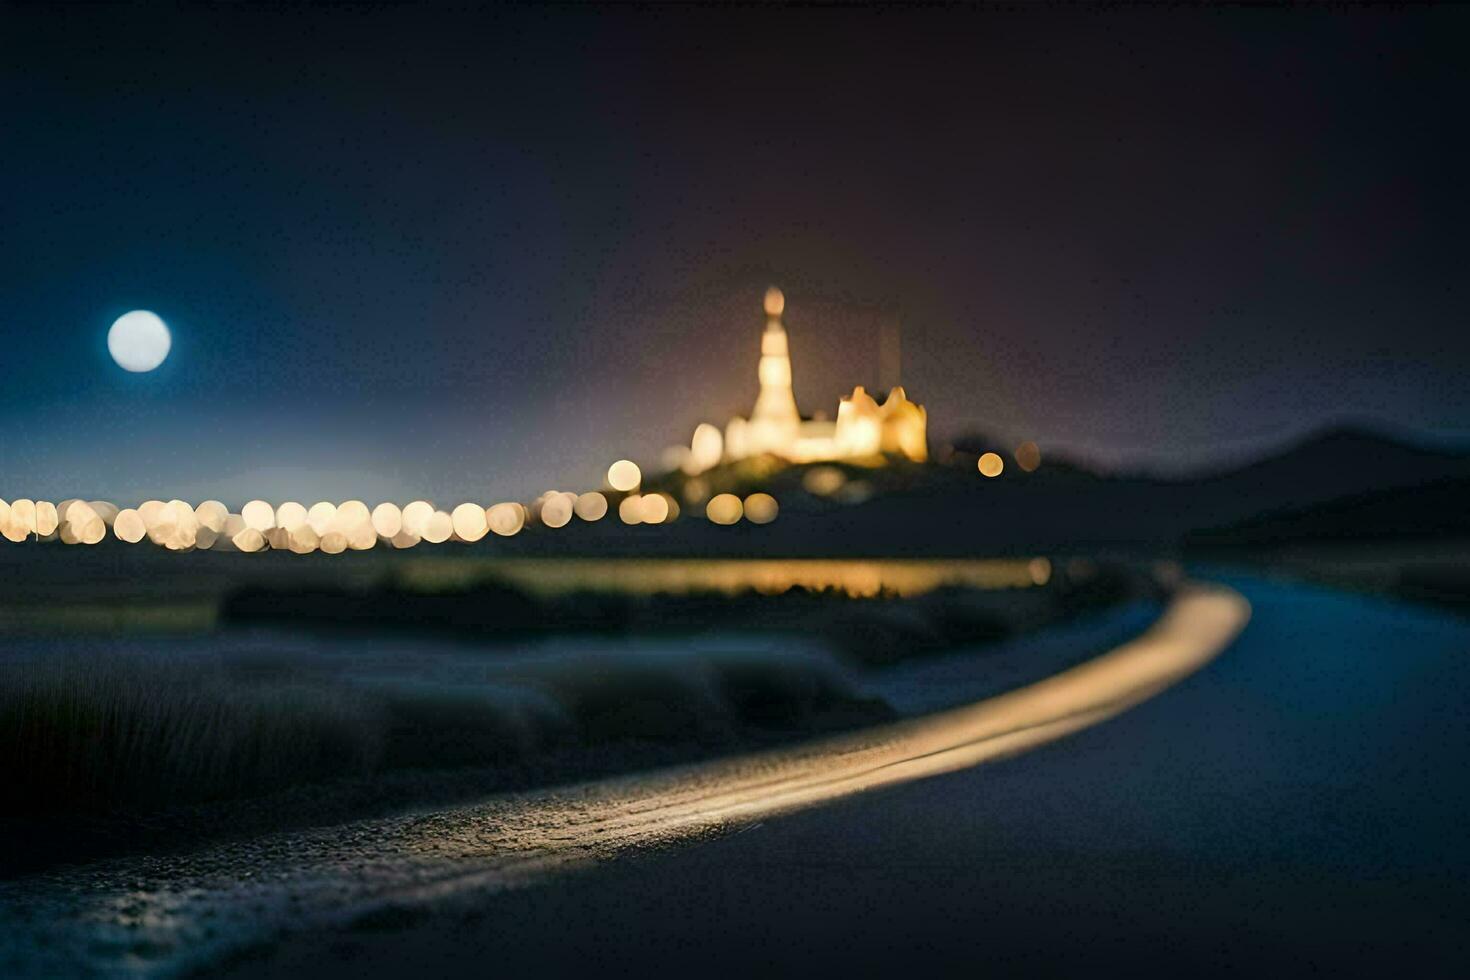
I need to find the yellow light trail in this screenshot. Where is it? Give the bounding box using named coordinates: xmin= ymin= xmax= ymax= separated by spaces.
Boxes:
xmin=23 ymin=584 xmax=1248 ymax=976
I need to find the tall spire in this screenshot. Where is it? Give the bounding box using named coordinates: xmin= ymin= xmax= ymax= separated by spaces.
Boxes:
xmin=748 ymin=286 xmax=801 ymax=453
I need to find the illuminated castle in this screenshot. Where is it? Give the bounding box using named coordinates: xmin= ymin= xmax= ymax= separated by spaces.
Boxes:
xmin=687 ymin=287 xmax=927 ymax=472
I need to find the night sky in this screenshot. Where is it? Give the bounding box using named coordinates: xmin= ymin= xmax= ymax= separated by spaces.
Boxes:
xmin=2 ymin=5 xmax=1466 ymax=504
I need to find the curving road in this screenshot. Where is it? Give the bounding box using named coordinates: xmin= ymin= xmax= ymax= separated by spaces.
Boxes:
xmin=215 ymin=570 xmax=1468 ymax=979
xmin=0 ymin=585 xmax=1248 ymax=977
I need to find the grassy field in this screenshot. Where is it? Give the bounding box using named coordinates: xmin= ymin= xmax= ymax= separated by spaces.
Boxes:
xmin=0 ymin=637 xmax=882 ymax=819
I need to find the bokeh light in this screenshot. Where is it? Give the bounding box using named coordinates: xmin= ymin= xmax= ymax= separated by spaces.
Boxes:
xmin=706 ymin=493 xmax=743 ymax=525
xmin=288 ymin=526 xmax=320 ymax=555
xmin=1028 ymin=557 xmax=1052 ymax=585
xmin=682 ymin=477 xmax=710 ymax=506
xmin=113 ymin=509 xmax=146 ymax=543
xmin=154 ymin=500 xmax=198 ymax=550
xmin=423 ymin=510 xmax=453 ymax=544
xmin=687 ymin=422 xmax=724 ymax=474
xmin=35 ymin=501 xmax=59 ymax=538
xmin=307 ymin=501 xmax=337 ymax=536
xmin=618 ymin=495 xmax=644 ymax=525
xmin=764 ymin=285 xmax=785 ymax=317
xmin=451 ymin=502 xmax=489 ymax=541
xmin=347 ymin=522 xmax=377 ymax=551
xmin=242 ymin=500 xmax=275 ymax=531
xmin=978 ymin=452 xmax=1004 ymax=477
xmin=607 ymin=459 xmax=641 ymax=492
xmin=275 ymin=501 xmax=309 ymax=531
xmin=4 ymin=500 xmax=37 ymax=541
xmin=138 ymin=500 xmax=166 ymax=529
xmin=541 ymin=492 xmax=574 ymax=528
xmin=801 ymin=466 xmax=847 ymax=496
xmin=59 ymin=501 xmax=105 ymax=545
xmin=574 ymin=491 xmax=608 ymax=521
xmin=1015 ymin=441 xmax=1041 ymax=472
xmin=195 ymin=500 xmax=228 ymax=533
xmin=401 ymin=500 xmax=434 ymax=536
xmin=88 ymin=500 xmax=121 ymax=527
xmin=487 ymin=502 xmax=525 ymax=537
xmin=638 ymin=493 xmax=670 ymax=524
xmin=743 ymin=493 xmax=779 ymax=524
xmin=335 ymin=500 xmax=370 ymax=533
xmin=372 ymin=502 xmax=403 ymax=538
xmin=233 ymin=527 xmax=267 ymax=553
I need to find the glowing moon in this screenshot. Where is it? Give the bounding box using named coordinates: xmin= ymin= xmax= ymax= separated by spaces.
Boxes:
xmin=107 ymin=310 xmax=171 ymax=372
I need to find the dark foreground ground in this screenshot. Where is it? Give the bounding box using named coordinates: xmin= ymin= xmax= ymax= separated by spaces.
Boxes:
xmin=218 ymin=572 xmax=1470 ymax=978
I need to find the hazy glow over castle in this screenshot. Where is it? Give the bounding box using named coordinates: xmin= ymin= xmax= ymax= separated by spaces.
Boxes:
xmin=683 ymin=287 xmax=928 ymax=474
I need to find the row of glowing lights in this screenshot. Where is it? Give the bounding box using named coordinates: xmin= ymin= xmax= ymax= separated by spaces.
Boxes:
xmin=0 ymin=460 xmax=777 ymax=553
xmin=976 ymin=440 xmax=1041 ymax=478
xmin=1 ymin=437 xmax=1037 ymax=550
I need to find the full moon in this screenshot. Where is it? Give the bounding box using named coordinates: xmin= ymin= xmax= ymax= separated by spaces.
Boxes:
xmin=107 ymin=310 xmax=171 ymax=372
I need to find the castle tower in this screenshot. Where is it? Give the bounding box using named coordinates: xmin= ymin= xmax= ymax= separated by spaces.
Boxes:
xmin=834 ymin=385 xmax=883 ymax=457
xmin=745 ymin=286 xmax=802 ymax=455
xmin=879 ymin=386 xmax=929 ymax=461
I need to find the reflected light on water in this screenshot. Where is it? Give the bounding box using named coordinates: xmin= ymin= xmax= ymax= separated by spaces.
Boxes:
xmin=398 ymin=557 xmax=1064 ymax=598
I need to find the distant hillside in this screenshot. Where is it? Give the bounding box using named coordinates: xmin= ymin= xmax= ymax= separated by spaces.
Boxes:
xmin=481 ymin=425 xmax=1470 ymax=558
xmin=1186 ymin=476 xmax=1470 ymax=548
xmin=1176 ymin=426 xmax=1470 ymax=529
